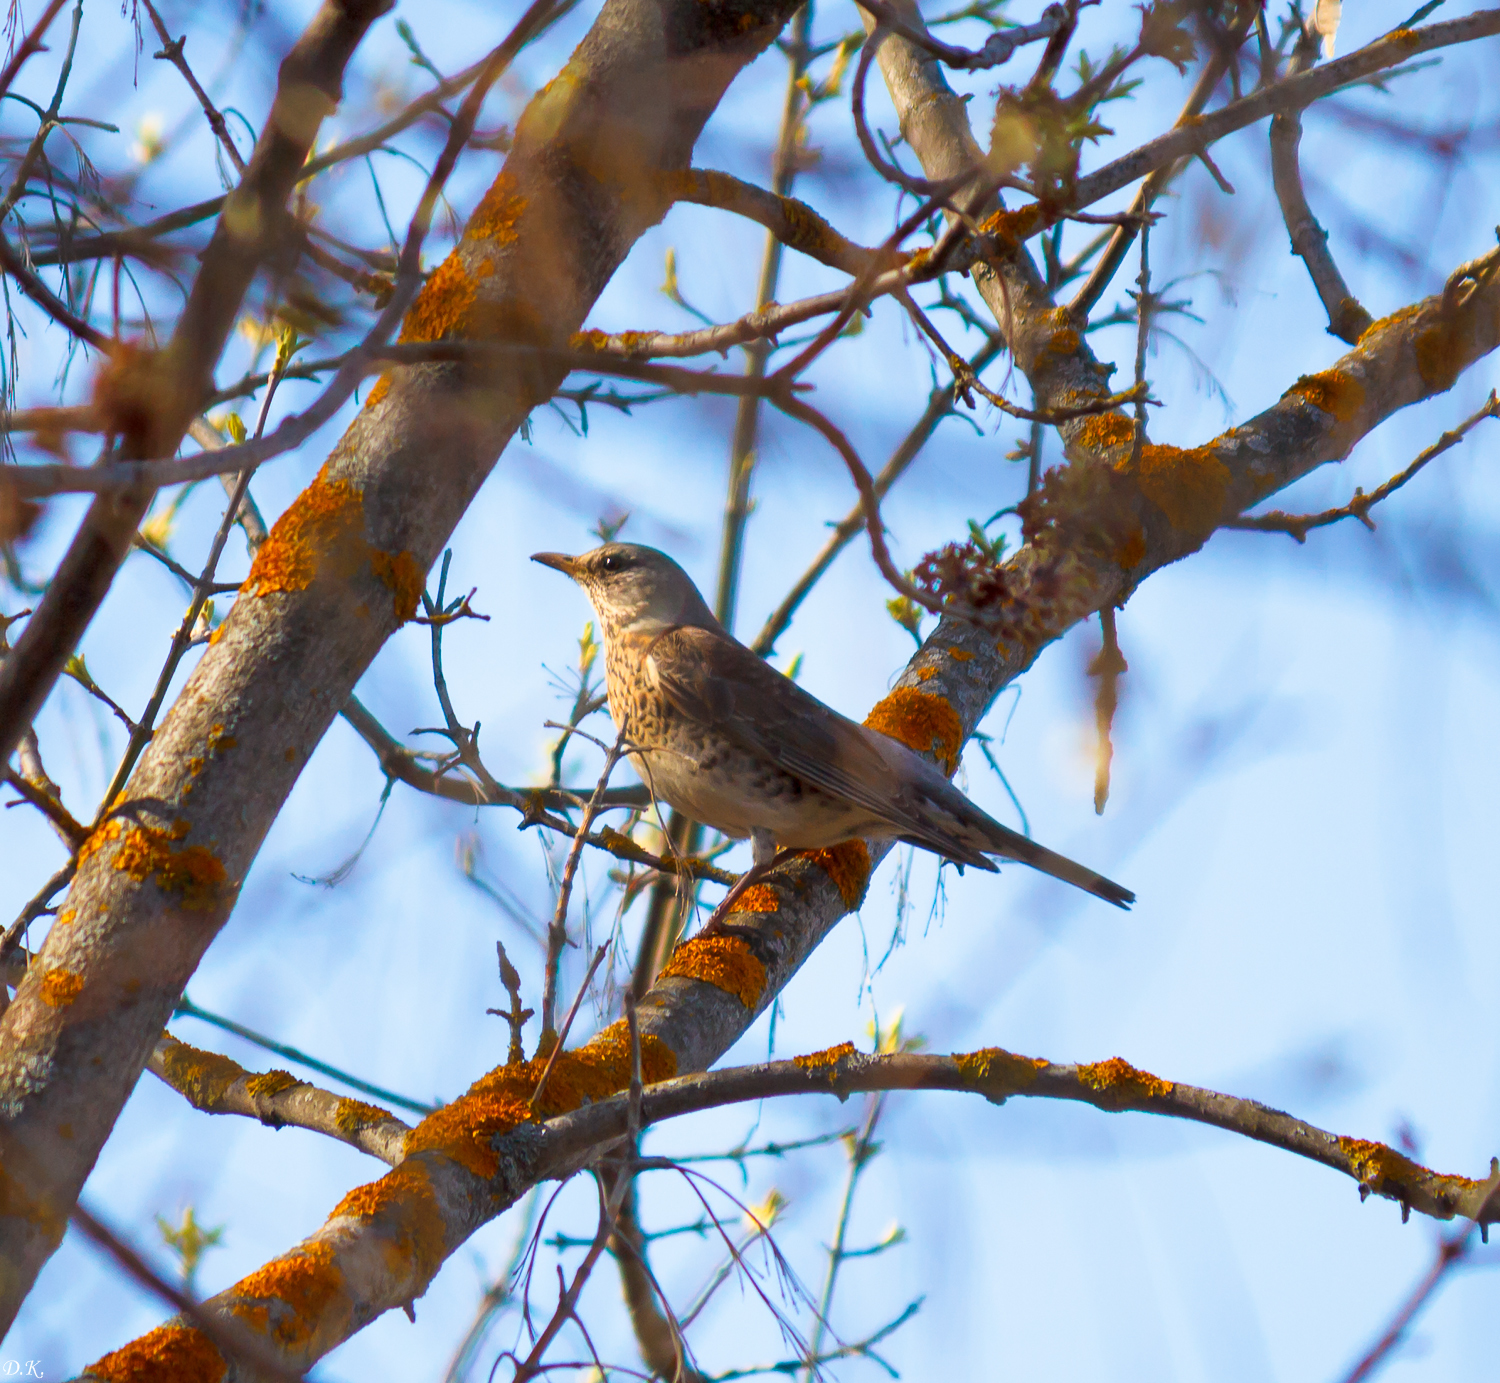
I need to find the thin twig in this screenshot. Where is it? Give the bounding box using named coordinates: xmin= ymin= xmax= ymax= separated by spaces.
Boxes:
xmin=529 ymin=941 xmax=611 ymax=1112
xmin=540 ymin=727 xmax=629 ymax=1036
xmin=3 ymin=766 xmax=88 ymax=846
xmin=143 ymin=0 xmax=246 ymax=175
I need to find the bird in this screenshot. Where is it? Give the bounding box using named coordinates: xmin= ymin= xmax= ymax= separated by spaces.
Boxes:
xmin=532 ymin=543 xmax=1134 ymax=915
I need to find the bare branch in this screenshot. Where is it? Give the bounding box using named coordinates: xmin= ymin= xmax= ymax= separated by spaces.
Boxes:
xmin=147 ymin=1033 xmax=411 ymax=1164
xmin=542 ymin=1047 xmax=1500 ymax=1231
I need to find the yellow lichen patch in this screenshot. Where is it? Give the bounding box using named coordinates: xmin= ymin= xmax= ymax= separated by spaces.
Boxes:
xmin=245 ymin=1069 xmax=300 ymax=1100
xmin=948 ymin=648 xmax=973 ymax=662
xmin=335 ymin=1097 xmax=396 ymax=1135
xmin=364 ymin=374 xmax=392 ymax=411
xmin=661 ymin=934 xmax=767 ymax=1011
xmin=1414 ymin=320 xmax=1466 ymax=392
xmin=793 ymin=1041 xmax=856 ymax=1076
xmin=370 ymin=548 xmax=424 ymax=623
xmin=329 ymin=1159 xmax=447 ymax=1285
xmin=157 ymin=1039 xmax=245 ymax=1109
xmin=1339 ymin=1137 xmax=1430 ymax=1197
xmin=87 ymin=1323 xmax=225 ymax=1383
xmin=736 ymin=883 xmax=780 ymax=913
xmin=38 ymin=969 xmax=84 ymax=1008
xmin=798 ymin=840 xmax=871 ymax=909
xmin=112 ymin=822 xmax=227 ymax=912
xmin=1075 ymin=410 xmax=1136 ymax=452
xmin=865 ymin=687 xmax=964 ymax=775
xmin=1126 ymin=443 xmax=1231 ymax=538
xmin=55 ymin=907 xmax=76 ymax=926
xmin=915 ymin=666 xmax=937 ymax=680
xmin=978 ymin=204 xmax=1043 ymax=247
xmin=955 ymin=1047 xmax=1047 ymax=1090
xmin=1045 ymin=326 xmax=1081 ymax=357
xmin=400 ymin=253 xmax=479 ymax=345
xmin=467 ymin=170 xmax=527 ymax=245
xmin=403 ymin=1087 xmax=532 ymax=1179
xmin=227 ymin=1239 xmax=344 ymax=1350
xmin=405 ymin=1022 xmax=677 ymax=1177
xmin=1357 ymin=301 xmax=1423 ymax=346
xmin=1077 ymin=1056 xmax=1174 ymax=1105
xmin=244 ymin=474 xmax=366 ymax=600
xmin=1286 ymin=370 xmax=1365 ymax=423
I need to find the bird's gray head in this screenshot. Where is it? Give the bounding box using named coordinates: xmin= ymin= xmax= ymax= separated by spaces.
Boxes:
xmin=531 ymin=544 xmax=720 ymax=638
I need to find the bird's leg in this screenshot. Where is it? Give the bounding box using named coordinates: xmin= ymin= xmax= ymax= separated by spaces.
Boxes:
xmin=699 ymin=830 xmax=791 ymax=939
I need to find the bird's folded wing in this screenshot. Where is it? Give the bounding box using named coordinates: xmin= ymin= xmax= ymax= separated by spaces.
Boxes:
xmin=647 ymin=626 xmax=1001 ymax=866
xmin=647 ymin=626 xmax=909 ymax=822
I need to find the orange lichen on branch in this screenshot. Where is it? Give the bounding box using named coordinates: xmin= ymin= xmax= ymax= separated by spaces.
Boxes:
xmin=661 ymin=934 xmax=767 ymax=1011
xmin=467 ymin=170 xmax=527 ymax=245
xmin=87 ymin=1323 xmax=225 ymax=1383
xmin=1126 ymin=442 xmax=1231 ymax=538
xmin=865 ymin=687 xmax=964 ymax=775
xmin=1414 ymin=320 xmax=1467 ymax=392
xmin=798 ymin=840 xmax=871 ymax=909
xmin=955 ymin=1047 xmax=1047 ymax=1091
xmin=157 ymin=1038 xmax=245 ymax=1108
xmin=404 ymin=1020 xmax=676 ymax=1178
xmin=980 ymin=204 xmax=1044 ymax=248
xmin=245 ymin=1069 xmax=301 ymax=1100
xmin=226 ymin=1239 xmax=344 ymax=1351
xmin=1077 ymin=1056 xmax=1174 ymax=1106
xmin=399 ymin=253 xmax=481 ymax=346
xmin=1286 ymin=369 xmax=1365 ymax=423
xmin=244 ymin=474 xmax=366 ymax=599
xmin=330 ymin=1158 xmax=447 ymax=1285
xmin=113 ymin=822 xmax=227 ymax=911
xmin=1074 ymin=409 xmax=1136 ymax=452
xmin=369 ymin=548 xmax=423 ymax=623
xmin=736 ymin=883 xmax=780 ymax=913
xmin=363 ymin=374 xmax=392 ymax=411
xmin=947 ymin=648 xmax=974 ymax=662
xmin=793 ymin=1040 xmax=856 ymax=1077
xmin=335 ymin=1097 xmax=397 ymax=1135
xmin=1357 ymin=302 xmax=1423 ymax=346
xmin=1339 ymin=1137 xmax=1435 ymax=1199
xmin=38 ymin=969 xmax=83 ymax=1008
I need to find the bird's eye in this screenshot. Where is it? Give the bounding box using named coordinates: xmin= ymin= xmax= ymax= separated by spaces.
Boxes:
xmin=601 ymin=552 xmax=624 ymax=573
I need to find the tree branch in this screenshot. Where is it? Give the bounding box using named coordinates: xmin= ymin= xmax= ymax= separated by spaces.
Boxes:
xmin=147 ymin=1033 xmax=411 ymax=1164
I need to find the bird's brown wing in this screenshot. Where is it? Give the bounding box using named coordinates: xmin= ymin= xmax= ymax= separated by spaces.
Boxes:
xmin=648 ymin=626 xmax=1135 ymax=906
xmin=646 ymin=625 xmax=976 ymax=852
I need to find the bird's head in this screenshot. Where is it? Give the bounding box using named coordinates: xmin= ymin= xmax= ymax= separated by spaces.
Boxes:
xmin=531 ymin=544 xmax=720 ymax=638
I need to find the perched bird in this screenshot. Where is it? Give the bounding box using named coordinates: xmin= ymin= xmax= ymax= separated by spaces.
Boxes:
xmin=532 ymin=544 xmax=1133 ymax=911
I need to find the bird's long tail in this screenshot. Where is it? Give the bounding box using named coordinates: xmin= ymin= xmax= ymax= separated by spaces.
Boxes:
xmin=899 ymin=794 xmax=1135 ymax=909
xmin=987 ymin=826 xmax=1135 ymax=909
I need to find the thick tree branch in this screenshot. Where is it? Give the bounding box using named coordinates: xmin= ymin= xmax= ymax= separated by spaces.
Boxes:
xmin=6 ymin=0 xmax=810 ymax=1344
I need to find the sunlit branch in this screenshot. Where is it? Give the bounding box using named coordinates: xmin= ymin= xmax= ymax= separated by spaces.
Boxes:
xmin=543 ymin=1048 xmax=1500 ymax=1230
xmin=1226 ymin=392 xmax=1500 ymax=542
xmin=147 ymin=1032 xmax=411 ymax=1164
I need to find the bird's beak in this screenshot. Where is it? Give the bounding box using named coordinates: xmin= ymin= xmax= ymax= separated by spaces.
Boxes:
xmin=531 ymin=552 xmax=578 ymax=577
